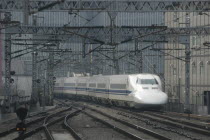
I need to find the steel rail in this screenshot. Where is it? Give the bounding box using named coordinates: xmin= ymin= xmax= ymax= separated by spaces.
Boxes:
xmin=83 ymin=110 xmax=144 ymax=140
xmin=144 ymin=111 xmax=210 ymax=131
xmin=120 ymin=109 xmax=210 ymax=136
xmin=13 ymin=109 xmax=81 ymax=140
xmin=86 ymin=107 xmax=171 ymax=140
xmin=158 ymin=111 xmax=210 ymax=122
xmin=0 ymin=107 xmax=58 ymax=137
xmin=43 ymin=107 xmax=72 ymax=126
xmin=63 ymin=112 xmax=83 ymax=140
xmin=11 ymin=107 xmax=72 ymax=139
xmin=42 ymin=107 xmax=73 ymax=140
xmin=43 ymin=109 xmax=82 ymax=140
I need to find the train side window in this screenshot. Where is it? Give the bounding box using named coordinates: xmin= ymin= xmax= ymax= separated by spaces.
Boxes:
xmin=77 ymin=83 xmax=86 ymax=87
xmin=110 ymin=84 xmax=126 ymax=89
xmin=97 ymin=83 xmax=106 ymax=88
xmin=89 ymin=83 xmax=96 ymax=88
xmin=64 ymin=83 xmax=75 ymax=87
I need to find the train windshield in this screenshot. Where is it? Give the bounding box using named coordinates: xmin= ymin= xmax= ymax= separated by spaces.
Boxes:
xmin=136 ymin=78 xmax=158 ymax=85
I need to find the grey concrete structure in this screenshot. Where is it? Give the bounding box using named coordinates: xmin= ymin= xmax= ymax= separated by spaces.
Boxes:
xmin=164 ymin=12 xmax=210 ymax=114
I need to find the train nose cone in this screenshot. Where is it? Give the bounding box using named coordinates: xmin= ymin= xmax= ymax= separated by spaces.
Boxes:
xmin=134 ymin=91 xmax=168 ymax=105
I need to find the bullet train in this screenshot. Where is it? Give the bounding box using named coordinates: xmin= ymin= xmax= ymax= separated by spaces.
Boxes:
xmin=54 ymin=73 xmax=168 ymax=108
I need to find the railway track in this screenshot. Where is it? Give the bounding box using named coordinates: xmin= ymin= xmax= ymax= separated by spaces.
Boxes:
xmin=143 ymin=111 xmax=210 ymax=130
xmin=0 ymin=107 xmax=62 ymax=139
xmin=0 ymin=103 xmax=82 ymax=140
xmin=82 ymin=105 xmax=172 ymax=140
xmin=13 ymin=107 xmax=76 ymax=140
xmin=69 ymin=100 xmax=210 ymax=140
xmin=160 ymin=111 xmax=210 ymax=122
xmin=2 ymin=98 xmax=209 ymax=140
xmin=43 ymin=107 xmax=82 ymax=140
xmin=59 ymin=100 xmax=173 ymax=140
xmin=63 ymin=112 xmax=83 ymax=140
xmin=131 ymin=111 xmax=210 ymax=136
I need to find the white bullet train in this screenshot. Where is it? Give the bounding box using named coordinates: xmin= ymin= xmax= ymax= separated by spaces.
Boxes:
xmin=54 ymin=73 xmax=168 ymax=108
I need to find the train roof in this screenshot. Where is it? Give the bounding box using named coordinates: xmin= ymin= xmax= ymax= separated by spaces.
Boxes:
xmin=56 ymin=73 xmax=159 ymax=79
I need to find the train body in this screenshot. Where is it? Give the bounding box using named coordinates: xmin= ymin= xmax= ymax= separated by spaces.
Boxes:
xmin=54 ymin=74 xmax=168 ymax=108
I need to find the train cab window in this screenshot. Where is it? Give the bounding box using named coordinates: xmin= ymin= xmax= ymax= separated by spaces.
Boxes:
xmin=136 ymin=78 xmax=158 ymax=85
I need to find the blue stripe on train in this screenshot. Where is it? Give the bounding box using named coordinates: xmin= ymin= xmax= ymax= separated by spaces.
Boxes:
xmin=54 ymin=87 xmax=132 ymax=95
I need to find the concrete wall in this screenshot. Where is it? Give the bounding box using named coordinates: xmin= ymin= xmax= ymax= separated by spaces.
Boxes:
xmin=164 ymin=12 xmax=210 ymax=114
xmin=10 ymin=76 xmax=32 ymax=96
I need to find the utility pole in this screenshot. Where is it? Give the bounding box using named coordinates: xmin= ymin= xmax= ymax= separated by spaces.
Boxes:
xmin=113 ymin=49 xmax=120 ymax=74
xmin=0 ymin=13 xmax=3 ymax=99
xmin=4 ymin=12 xmax=12 ymax=112
xmin=31 ymin=14 xmax=38 ymax=105
xmin=46 ymin=44 xmax=55 ymax=106
xmin=108 ymin=11 xmax=119 ymax=74
xmin=135 ymin=39 xmax=143 ymax=73
xmin=185 ymin=42 xmax=191 ymax=112
xmin=184 ymin=12 xmax=191 ymax=113
xmin=139 ymin=50 xmax=143 ymax=73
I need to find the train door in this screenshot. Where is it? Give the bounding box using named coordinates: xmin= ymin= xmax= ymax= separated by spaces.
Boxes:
xmin=204 ymin=91 xmax=210 ymax=114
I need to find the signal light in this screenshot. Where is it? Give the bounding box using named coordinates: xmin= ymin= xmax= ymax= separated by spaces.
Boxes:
xmin=36 ymin=79 xmax=41 ymax=83
xmin=10 ymin=71 xmax=15 ymax=75
xmin=16 ymin=122 xmax=26 ymax=132
xmin=10 ymin=78 xmax=14 ymax=83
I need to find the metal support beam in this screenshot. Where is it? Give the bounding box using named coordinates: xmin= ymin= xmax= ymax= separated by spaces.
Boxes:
xmin=82 ymin=39 xmax=86 ymax=58
xmin=5 ymin=26 xmax=210 ymax=46
xmin=31 ymin=51 xmax=38 ymax=104
xmin=1 ymin=0 xmax=210 ymax=12
xmin=23 ymin=0 xmax=29 ymax=25
xmin=135 ymin=39 xmax=143 ymax=73
xmin=4 ymin=12 xmax=12 ymax=112
xmin=138 ymin=50 xmax=143 ymax=73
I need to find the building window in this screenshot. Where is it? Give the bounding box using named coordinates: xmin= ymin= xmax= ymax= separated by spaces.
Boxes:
xmin=203 ymin=91 xmax=210 ymax=106
xmin=191 ymin=61 xmax=196 ymax=75
xmin=173 ymin=13 xmax=179 ymax=22
xmin=192 ymin=36 xmax=201 ymax=47
xmin=192 ymin=36 xmax=196 ymax=46
xmin=199 ymin=61 xmax=204 ymax=75
xmin=173 ymin=67 xmax=177 ymax=75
